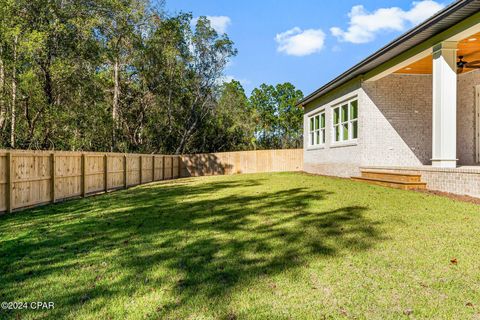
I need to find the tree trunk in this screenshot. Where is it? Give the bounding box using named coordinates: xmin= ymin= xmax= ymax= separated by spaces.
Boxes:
xmin=112 ymin=56 xmax=120 ymax=150
xmin=175 ymin=118 xmax=198 ymax=155
xmin=0 ymin=45 xmax=5 ymax=131
xmin=10 ymin=35 xmax=17 ymax=148
xmin=42 ymin=61 xmax=53 ymax=106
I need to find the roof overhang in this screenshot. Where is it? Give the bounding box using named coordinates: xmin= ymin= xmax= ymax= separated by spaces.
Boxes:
xmin=298 ymin=0 xmax=480 ymax=107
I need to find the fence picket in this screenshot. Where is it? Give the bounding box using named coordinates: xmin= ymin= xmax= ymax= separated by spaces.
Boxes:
xmin=104 ymin=154 xmax=108 ymax=193
xmin=81 ymin=154 xmax=86 ymax=197
xmin=6 ymin=152 xmax=12 ymax=213
xmin=51 ymin=153 xmax=56 ymax=203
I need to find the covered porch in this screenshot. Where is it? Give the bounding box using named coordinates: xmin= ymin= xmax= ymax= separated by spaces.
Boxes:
xmin=356 ymin=24 xmax=480 ymax=197
xmin=364 ymin=27 xmax=480 ymax=169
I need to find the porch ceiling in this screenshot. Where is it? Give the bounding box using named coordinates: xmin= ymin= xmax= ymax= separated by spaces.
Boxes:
xmin=395 ymin=32 xmax=480 ymax=75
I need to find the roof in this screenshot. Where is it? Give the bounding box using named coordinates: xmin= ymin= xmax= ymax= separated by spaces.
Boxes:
xmin=298 ymin=0 xmax=480 ymax=106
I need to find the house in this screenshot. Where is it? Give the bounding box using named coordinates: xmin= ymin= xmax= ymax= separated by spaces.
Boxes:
xmin=298 ymin=0 xmax=480 ymax=198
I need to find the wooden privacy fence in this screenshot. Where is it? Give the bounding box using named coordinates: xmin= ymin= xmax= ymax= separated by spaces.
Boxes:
xmin=180 ymin=149 xmax=303 ymax=177
xmin=0 ymin=148 xmax=302 ymax=213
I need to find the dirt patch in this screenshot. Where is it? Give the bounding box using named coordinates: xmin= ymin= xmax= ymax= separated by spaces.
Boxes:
xmin=418 ymin=189 xmax=480 ymax=205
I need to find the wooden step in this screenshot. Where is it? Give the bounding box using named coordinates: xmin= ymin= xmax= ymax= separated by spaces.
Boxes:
xmin=361 ymin=170 xmax=422 ymax=183
xmin=352 ymin=177 xmax=427 ymax=190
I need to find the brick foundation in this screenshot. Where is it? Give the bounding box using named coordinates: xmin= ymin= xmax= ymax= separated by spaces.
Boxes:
xmin=362 ymin=166 xmax=480 ymax=198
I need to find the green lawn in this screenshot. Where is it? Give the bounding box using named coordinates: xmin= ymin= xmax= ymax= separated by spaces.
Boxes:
xmin=1 ymin=172 xmax=480 ymax=319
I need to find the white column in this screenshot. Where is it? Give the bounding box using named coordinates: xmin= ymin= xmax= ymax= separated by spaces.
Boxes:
xmin=432 ymin=41 xmax=458 ymax=168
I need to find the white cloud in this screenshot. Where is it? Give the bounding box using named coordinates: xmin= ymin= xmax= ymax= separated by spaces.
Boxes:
xmin=403 ymin=0 xmax=445 ymax=24
xmin=330 ymin=1 xmax=445 ymax=44
xmin=193 ymin=16 xmax=231 ymax=34
xmin=275 ymin=27 xmax=326 ymax=56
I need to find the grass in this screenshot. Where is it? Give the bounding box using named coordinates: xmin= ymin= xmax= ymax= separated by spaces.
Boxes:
xmin=1 ymin=172 xmax=480 ymax=319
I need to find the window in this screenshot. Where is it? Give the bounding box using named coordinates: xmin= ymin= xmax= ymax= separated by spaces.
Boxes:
xmin=333 ymin=98 xmax=358 ymax=143
xmin=308 ymin=111 xmax=326 ymax=147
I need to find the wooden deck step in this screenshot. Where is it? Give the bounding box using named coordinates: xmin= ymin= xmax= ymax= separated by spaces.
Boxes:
xmin=351 ymin=170 xmax=427 ymax=190
xmin=360 ymin=170 xmax=422 ymax=183
xmin=351 ymin=177 xmax=427 ymax=190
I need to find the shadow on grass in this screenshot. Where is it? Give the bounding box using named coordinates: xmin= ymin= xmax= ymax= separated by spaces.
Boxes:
xmin=0 ymin=176 xmax=383 ymax=318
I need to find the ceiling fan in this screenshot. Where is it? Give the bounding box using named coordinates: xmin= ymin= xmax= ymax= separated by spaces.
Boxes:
xmin=457 ymin=56 xmax=480 ymax=73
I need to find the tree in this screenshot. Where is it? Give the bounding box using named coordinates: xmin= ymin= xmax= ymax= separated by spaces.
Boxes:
xmin=139 ymin=14 xmax=237 ymax=154
xmin=173 ymin=16 xmax=237 ymax=154
xmin=0 ymin=0 xmax=109 ymax=150
xmin=274 ymin=82 xmax=304 ymax=148
xmin=250 ymin=83 xmax=303 ymax=149
xmin=0 ymin=1 xmax=303 ymax=154
xmin=138 ymin=13 xmax=193 ymax=153
xmin=95 ymin=0 xmax=150 ymax=151
xmin=196 ymin=80 xmax=256 ymax=152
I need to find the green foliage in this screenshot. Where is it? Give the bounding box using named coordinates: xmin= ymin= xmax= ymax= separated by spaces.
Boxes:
xmin=0 ymin=1 xmax=303 ymax=153
xmin=250 ymin=82 xmax=304 ymax=149
xmin=196 ymin=80 xmax=256 ymax=152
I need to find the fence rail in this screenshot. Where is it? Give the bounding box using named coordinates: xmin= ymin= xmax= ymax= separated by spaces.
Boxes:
xmin=0 ymin=148 xmax=303 ymax=213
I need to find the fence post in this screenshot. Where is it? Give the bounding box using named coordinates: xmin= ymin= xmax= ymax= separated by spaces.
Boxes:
xmin=104 ymin=154 xmax=108 ymax=193
xmin=124 ymin=154 xmax=128 ymax=189
xmin=81 ymin=154 xmax=86 ymax=197
xmin=178 ymin=156 xmax=182 ymax=178
xmin=6 ymin=152 xmax=13 ymax=213
xmin=162 ymin=155 xmax=165 ymax=180
xmin=171 ymin=156 xmax=174 ymax=179
xmin=139 ymin=156 xmax=143 ymax=185
xmin=51 ymin=153 xmax=56 ymax=203
xmin=152 ymin=155 xmax=155 ymax=181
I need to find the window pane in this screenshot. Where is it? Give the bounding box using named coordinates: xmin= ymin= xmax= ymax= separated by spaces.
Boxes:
xmin=341 ymin=104 xmax=348 ymax=122
xmin=333 ymin=108 xmax=339 ymax=124
xmin=320 ymin=113 xmax=325 ymax=128
xmin=315 ymin=131 xmax=320 ymax=144
xmin=310 ymin=132 xmax=314 ymax=145
xmin=350 ymin=100 xmax=358 ymax=120
xmin=321 ymin=129 xmax=326 ymax=144
xmin=342 ymin=124 xmax=348 ymax=140
xmin=352 ymin=120 xmax=358 ymax=139
xmin=315 ymin=115 xmax=319 ymax=130
xmin=310 ymin=118 xmax=314 ymax=131
xmin=334 ymin=126 xmax=340 ymax=142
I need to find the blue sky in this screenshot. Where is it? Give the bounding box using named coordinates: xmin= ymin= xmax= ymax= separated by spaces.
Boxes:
xmin=165 ymin=0 xmax=451 ymax=96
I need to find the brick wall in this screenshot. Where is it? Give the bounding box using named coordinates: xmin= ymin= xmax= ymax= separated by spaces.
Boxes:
xmin=304 ymin=74 xmax=433 ymax=177
xmin=362 ymin=74 xmax=432 ymax=166
xmin=457 ymin=69 xmax=480 ymax=165
xmin=303 ymin=80 xmax=362 ymax=177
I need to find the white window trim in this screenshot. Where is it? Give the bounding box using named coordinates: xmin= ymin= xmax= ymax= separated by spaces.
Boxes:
xmin=307 ymin=109 xmax=326 ymax=149
xmin=331 ymin=97 xmax=358 ymax=146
